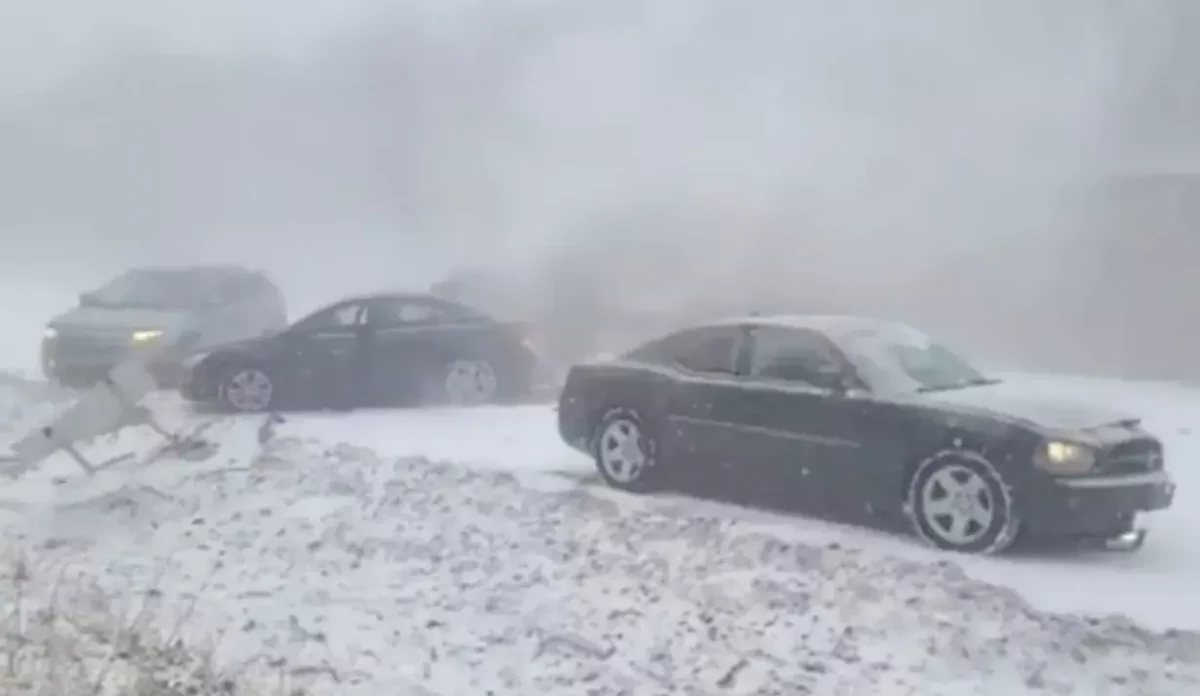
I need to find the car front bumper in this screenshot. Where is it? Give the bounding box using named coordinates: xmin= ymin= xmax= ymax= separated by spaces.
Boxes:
xmin=1021 ymin=470 xmax=1175 ymax=538
xmin=42 ymin=341 xmax=191 ymax=390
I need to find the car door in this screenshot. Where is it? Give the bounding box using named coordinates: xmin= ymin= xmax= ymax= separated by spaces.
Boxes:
xmin=667 ymin=325 xmax=874 ymax=516
xmin=359 ymin=296 xmax=462 ymax=406
xmin=652 ymin=326 xmax=756 ymax=501
xmin=279 ymin=301 xmax=368 ymax=407
xmin=724 ymin=326 xmax=877 ymax=517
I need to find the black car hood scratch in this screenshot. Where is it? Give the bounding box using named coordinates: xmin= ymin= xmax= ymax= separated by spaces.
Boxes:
xmin=917 ymin=381 xmax=1139 ymax=433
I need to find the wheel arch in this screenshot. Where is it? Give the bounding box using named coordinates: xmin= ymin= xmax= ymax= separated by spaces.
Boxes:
xmin=560 ymin=363 xmax=673 ymax=450
xmin=206 ymin=350 xmax=274 ymax=396
xmin=897 ymin=410 xmax=1028 ymax=503
xmin=205 ymin=349 xmax=263 ymax=375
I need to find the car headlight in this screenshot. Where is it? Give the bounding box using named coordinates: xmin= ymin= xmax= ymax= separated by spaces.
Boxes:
xmin=131 ymin=329 xmax=163 ymax=343
xmin=43 ymin=327 xmax=57 ymax=339
xmin=1034 ymin=440 xmax=1096 ymax=475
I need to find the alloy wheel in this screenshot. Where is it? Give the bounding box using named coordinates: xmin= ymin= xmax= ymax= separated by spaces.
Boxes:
xmin=224 ymin=368 xmax=274 ymax=412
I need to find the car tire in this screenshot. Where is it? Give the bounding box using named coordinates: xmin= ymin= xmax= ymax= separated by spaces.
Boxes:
xmin=591 ymin=408 xmax=664 ymax=494
xmin=906 ymin=449 xmax=1019 ymax=555
xmin=219 ymin=364 xmax=276 ymax=413
xmin=438 ymin=359 xmax=499 ymax=406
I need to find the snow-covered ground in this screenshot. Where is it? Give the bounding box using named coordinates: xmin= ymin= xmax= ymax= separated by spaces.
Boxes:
xmin=0 ymin=370 xmax=1199 ymax=694
xmin=266 ymin=373 xmax=1200 ymax=631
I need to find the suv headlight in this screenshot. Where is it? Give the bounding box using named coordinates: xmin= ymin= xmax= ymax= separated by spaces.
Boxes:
xmin=1034 ymin=440 xmax=1096 ymax=476
xmin=131 ymin=329 xmax=164 ymax=343
xmin=43 ymin=327 xmax=57 ymax=340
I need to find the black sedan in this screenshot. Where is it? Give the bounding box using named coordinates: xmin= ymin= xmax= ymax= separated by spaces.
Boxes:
xmin=182 ymin=293 xmax=539 ymax=412
xmin=556 ymin=314 xmax=1176 ymax=555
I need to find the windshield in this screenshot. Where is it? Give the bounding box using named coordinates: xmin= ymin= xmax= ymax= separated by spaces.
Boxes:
xmin=838 ymin=325 xmax=995 ymax=393
xmin=86 ymin=269 xmax=222 ymax=310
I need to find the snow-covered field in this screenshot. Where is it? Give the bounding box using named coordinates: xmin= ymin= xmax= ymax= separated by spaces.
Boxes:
xmin=0 ymin=369 xmax=1199 ymax=694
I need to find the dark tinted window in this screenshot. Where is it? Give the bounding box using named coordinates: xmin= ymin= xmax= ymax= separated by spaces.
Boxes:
xmin=677 ymin=335 xmax=739 ymax=373
xmin=225 ymin=270 xmax=273 ymax=296
xmin=86 ymin=268 xmax=231 ymax=310
xmin=215 ymin=271 xmax=261 ymax=303
xmin=627 ymin=327 xmax=741 ymax=374
xmin=368 ymin=297 xmax=486 ymax=328
xmin=292 ymin=302 xmax=364 ymax=333
xmin=748 ymin=326 xmax=844 ymax=385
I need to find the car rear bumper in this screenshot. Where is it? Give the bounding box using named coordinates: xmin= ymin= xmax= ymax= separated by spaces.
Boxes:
xmin=1021 ymin=470 xmax=1175 ymax=537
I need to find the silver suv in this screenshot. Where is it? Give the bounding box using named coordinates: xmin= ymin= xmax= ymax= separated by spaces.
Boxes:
xmin=41 ymin=265 xmax=288 ymax=388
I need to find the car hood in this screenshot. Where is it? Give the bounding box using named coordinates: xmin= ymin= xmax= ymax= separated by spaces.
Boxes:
xmin=919 ymin=381 xmax=1140 ymax=433
xmin=48 ymin=306 xmax=195 ymax=336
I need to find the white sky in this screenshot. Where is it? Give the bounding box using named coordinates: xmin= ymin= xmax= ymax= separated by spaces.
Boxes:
xmin=0 ymin=0 xmax=398 ymax=94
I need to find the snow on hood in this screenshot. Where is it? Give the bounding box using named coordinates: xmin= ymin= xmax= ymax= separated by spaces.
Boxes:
xmin=920 ymin=379 xmax=1141 ymax=432
xmin=0 ymin=428 xmax=1194 ymax=695
xmin=48 ymin=305 xmax=194 ymax=336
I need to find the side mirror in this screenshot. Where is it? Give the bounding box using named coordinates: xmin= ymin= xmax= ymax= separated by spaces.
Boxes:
xmin=79 ymin=292 xmax=98 ymax=307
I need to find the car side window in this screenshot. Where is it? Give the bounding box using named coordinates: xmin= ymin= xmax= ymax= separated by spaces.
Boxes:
xmin=216 ymin=274 xmax=256 ymax=305
xmin=294 ymin=302 xmax=364 ymax=333
xmin=369 ymin=298 xmax=452 ymax=328
xmin=670 ymin=329 xmax=741 ymax=375
xmin=748 ymin=327 xmax=845 ymax=387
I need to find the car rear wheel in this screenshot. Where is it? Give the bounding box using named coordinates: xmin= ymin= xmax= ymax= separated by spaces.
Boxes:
xmin=441 ymin=359 xmax=498 ymax=406
xmin=907 ymin=450 xmax=1019 ymax=555
xmin=592 ymin=409 xmax=663 ymax=493
xmin=220 ymin=365 xmax=275 ymax=413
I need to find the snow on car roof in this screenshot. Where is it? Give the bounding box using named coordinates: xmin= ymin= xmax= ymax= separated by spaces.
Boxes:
xmin=709 ymin=313 xmax=910 ymax=337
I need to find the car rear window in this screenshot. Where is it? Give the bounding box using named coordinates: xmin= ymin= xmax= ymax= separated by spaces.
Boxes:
xmin=625 ymin=327 xmax=740 ymax=374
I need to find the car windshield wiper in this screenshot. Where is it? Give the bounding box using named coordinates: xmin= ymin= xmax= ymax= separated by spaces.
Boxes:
xmin=916 ymin=376 xmax=1002 ymax=393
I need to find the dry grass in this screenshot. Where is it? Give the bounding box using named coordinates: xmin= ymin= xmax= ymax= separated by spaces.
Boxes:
xmin=0 ymin=551 xmax=281 ymax=696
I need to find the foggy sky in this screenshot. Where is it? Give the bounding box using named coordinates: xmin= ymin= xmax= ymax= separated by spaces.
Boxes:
xmin=1 ymin=0 xmax=1197 ymax=376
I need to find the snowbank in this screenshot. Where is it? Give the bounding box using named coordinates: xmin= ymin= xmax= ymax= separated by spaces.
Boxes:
xmin=0 ymin=430 xmax=1195 ymax=696
xmin=0 ymin=553 xmax=268 ymax=695
xmin=0 ymin=371 xmax=72 ymax=440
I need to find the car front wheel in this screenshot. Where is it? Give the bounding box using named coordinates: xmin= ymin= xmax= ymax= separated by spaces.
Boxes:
xmin=907 ymin=450 xmax=1019 ymax=555
xmin=220 ymin=365 xmax=276 ymax=413
xmin=591 ymin=409 xmax=664 ymax=494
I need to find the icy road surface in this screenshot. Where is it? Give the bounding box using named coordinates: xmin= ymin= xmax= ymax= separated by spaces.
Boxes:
xmin=0 ymin=371 xmax=1197 ymax=694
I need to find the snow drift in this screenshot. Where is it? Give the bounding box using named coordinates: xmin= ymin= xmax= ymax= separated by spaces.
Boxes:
xmin=0 ymin=411 xmax=1195 ymax=695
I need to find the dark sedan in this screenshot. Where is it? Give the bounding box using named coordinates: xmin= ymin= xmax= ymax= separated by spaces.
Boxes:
xmin=182 ymin=293 xmax=539 ymax=412
xmin=557 ymin=314 xmax=1175 ymax=555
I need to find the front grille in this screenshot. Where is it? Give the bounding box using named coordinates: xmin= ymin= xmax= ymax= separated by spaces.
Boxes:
xmin=1099 ymin=437 xmax=1163 ymax=475
xmin=50 ymin=332 xmax=131 ymax=364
